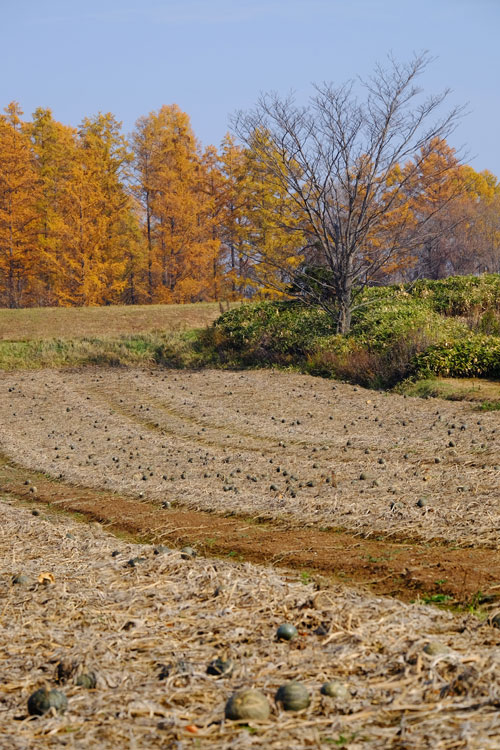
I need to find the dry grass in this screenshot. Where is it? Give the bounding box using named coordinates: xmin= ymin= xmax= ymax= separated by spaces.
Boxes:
xmin=0 ymin=331 xmax=197 ymax=371
xmin=402 ymin=377 xmax=500 ymax=405
xmin=0 ymin=302 xmax=227 ymax=341
xmin=2 ymin=498 xmax=500 ymax=749
xmin=0 ymin=368 xmax=499 ymax=546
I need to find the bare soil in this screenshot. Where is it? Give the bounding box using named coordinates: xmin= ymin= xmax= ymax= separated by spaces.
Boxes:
xmin=1 ymin=456 xmax=499 ymax=606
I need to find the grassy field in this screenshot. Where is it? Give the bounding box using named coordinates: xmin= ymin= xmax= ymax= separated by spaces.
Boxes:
xmin=0 ymin=301 xmax=226 ymax=341
xmin=401 ymin=376 xmax=500 ymax=406
xmin=0 ymin=301 xmax=233 ymax=370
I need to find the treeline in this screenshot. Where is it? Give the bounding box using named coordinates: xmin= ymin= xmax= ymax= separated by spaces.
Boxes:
xmin=1 ymin=101 xmax=499 ymax=308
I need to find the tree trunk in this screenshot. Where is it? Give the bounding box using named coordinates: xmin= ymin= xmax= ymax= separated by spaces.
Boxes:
xmin=146 ymin=195 xmax=153 ymax=302
xmin=336 ymin=284 xmax=352 ymax=334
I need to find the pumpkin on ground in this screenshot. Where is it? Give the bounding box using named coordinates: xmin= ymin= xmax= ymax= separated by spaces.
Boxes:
xmin=225 ymin=688 xmax=270 ymax=721
xmin=27 ymin=687 xmax=68 ymax=716
xmin=276 ymin=623 xmax=297 ymax=641
xmin=320 ymin=681 xmax=349 ymax=699
xmin=275 ymin=682 xmax=310 ymax=711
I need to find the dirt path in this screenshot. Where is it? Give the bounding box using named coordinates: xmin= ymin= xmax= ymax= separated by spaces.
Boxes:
xmin=2 ymin=455 xmax=499 ymax=606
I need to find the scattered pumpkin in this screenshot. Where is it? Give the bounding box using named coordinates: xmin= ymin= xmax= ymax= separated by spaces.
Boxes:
xmin=225 ymin=688 xmax=270 ymax=721
xmin=76 ymin=672 xmax=97 ymax=689
xmin=207 ymin=657 xmax=234 ymax=677
xmin=27 ymin=687 xmax=68 ymax=716
xmin=423 ymin=641 xmax=451 ymax=656
xmin=320 ymin=681 xmax=349 ymax=700
xmin=275 ymin=681 xmax=310 ymax=711
xmin=276 ymin=623 xmax=297 ymax=641
xmin=12 ymin=574 xmax=29 ymax=585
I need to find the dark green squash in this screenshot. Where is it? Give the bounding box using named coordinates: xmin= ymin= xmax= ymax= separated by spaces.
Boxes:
xmin=206 ymin=657 xmax=233 ymax=677
xmin=320 ymin=681 xmax=349 ymax=699
xmin=76 ymin=672 xmax=97 ymax=689
xmin=275 ymin=681 xmax=310 ymax=711
xmin=28 ymin=687 xmax=68 ymax=716
xmin=276 ymin=623 xmax=297 ymax=641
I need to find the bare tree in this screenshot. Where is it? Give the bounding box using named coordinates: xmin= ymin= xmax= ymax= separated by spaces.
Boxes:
xmin=232 ymin=53 xmax=466 ymax=333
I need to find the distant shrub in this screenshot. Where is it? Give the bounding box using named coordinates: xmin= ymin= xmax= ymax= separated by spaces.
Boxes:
xmin=202 ymin=275 xmax=500 ymax=387
xmin=307 ymin=328 xmax=437 ymax=387
xmin=412 ymin=335 xmax=500 ymax=378
xmin=407 ymin=274 xmax=500 ymax=316
xmin=306 ymin=343 xmax=381 ymax=386
xmin=350 ymin=294 xmax=463 ymax=351
xmin=478 ymin=309 xmax=500 ymax=336
xmin=211 ymin=301 xmax=337 ymax=364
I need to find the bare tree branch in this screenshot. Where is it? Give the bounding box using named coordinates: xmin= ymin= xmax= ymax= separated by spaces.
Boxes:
xmin=231 ymin=53 xmax=467 ymax=332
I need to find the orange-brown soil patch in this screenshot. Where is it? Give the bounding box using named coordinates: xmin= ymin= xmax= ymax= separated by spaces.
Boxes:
xmin=2 ymin=456 xmax=499 ymax=607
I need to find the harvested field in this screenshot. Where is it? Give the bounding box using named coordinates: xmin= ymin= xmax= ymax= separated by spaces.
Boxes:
xmin=0 ymin=368 xmax=499 ymax=546
xmin=2 ymin=498 xmax=500 ymax=749
xmin=2 ymin=454 xmax=500 ymax=603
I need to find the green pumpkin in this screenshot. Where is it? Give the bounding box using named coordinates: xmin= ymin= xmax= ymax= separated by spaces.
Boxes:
xmin=28 ymin=687 xmax=68 ymax=716
xmin=76 ymin=672 xmax=97 ymax=689
xmin=275 ymin=681 xmax=310 ymax=711
xmin=153 ymin=545 xmax=170 ymax=555
xmin=12 ymin=574 xmax=30 ymax=585
xmin=320 ymin=681 xmax=349 ymax=700
xmin=276 ymin=623 xmax=298 ymax=641
xmin=207 ymin=657 xmax=233 ymax=677
xmin=225 ymin=688 xmax=270 ymax=721
xmin=423 ymin=641 xmax=451 ymax=656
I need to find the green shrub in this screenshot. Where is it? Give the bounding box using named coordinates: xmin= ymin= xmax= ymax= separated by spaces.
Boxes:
xmin=211 ymin=300 xmax=337 ymax=363
xmin=307 ymin=328 xmax=439 ymax=387
xmin=209 ymin=287 xmax=498 ymax=386
xmin=350 ymin=294 xmax=464 ymax=351
xmin=478 ymin=309 xmax=500 ymax=335
xmin=413 ymin=335 xmax=500 ymax=378
xmin=407 ymin=274 xmax=500 ymax=316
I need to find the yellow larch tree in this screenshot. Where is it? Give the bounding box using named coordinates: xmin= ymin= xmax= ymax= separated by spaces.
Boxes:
xmin=452 ymin=167 xmax=500 ymax=274
xmin=132 ymin=105 xmax=219 ymax=303
xmin=29 ymin=107 xmax=79 ymax=305
xmin=217 ymin=134 xmax=255 ymax=298
xmin=200 ymin=143 xmax=227 ymax=300
xmin=64 ymin=112 xmax=136 ymax=305
xmin=403 ymin=138 xmax=465 ymax=279
xmin=0 ymin=102 xmax=40 ymax=307
xmin=242 ymin=130 xmax=305 ymax=297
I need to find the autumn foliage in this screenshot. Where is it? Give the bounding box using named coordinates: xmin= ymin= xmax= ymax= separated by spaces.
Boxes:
xmin=0 ymin=101 xmax=499 ymax=308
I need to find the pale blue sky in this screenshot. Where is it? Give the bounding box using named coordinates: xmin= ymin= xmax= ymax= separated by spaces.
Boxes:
xmin=2 ymin=0 xmax=499 ymax=174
